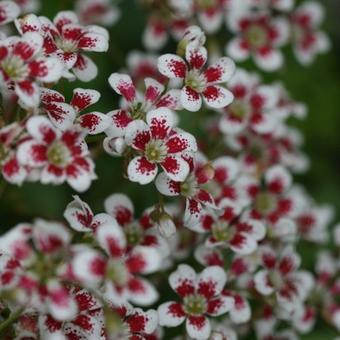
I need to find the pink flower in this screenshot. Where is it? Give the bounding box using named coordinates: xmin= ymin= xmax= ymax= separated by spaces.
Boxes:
xmin=158 ymin=44 xmax=235 ymax=111
xmin=125 ymin=108 xmax=196 ymax=184
xmin=158 ymin=264 xmax=234 ymax=340
xmin=0 ymin=32 xmax=62 ymax=107
xmin=17 ymin=116 xmax=96 ymax=192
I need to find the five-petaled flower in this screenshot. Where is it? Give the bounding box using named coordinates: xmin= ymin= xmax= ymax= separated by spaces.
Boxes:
xmin=158 ymin=44 xmax=235 ymax=112
xmin=17 ymin=116 xmax=96 ymax=192
xmin=125 ymin=108 xmax=197 ymax=185
xmin=158 ymin=264 xmax=234 ymax=340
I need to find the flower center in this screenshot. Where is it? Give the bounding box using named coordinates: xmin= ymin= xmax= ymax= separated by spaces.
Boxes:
xmin=145 ymin=140 xmax=167 ymax=162
xmin=254 ymin=192 xmax=276 ymax=215
xmin=1 ymin=56 xmax=28 ymax=81
xmin=245 ymin=25 xmax=268 ymax=49
xmin=180 ymin=175 xmax=199 ymax=198
xmin=125 ymin=222 xmax=143 ymax=246
xmin=268 ymin=270 xmax=284 ymax=290
xmin=106 ymin=259 xmax=129 ymax=287
xmin=183 ymin=294 xmax=208 ymax=316
xmin=197 ymin=0 xmax=216 ymax=9
xmin=56 ymin=37 xmax=78 ymax=53
xmin=131 ymin=102 xmax=147 ymax=120
xmin=185 ymin=69 xmax=207 ymax=93
xmin=229 ymin=100 xmax=250 ymax=119
xmin=212 ymin=221 xmax=232 ymax=242
xmin=47 ymin=141 xmax=71 ymax=168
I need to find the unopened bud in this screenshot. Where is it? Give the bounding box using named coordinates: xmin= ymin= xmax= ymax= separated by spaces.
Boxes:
xmin=196 ymin=162 xmax=215 ymax=184
xmin=103 ymin=137 xmax=126 ymax=156
xmin=158 ymin=212 xmax=176 ymax=238
xmin=177 ymin=25 xmax=206 ymax=56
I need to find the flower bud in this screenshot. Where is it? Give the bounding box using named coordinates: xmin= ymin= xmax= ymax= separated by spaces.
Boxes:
xmin=177 ymin=25 xmax=206 ymax=57
xmin=196 ymin=162 xmax=215 ymax=184
xmin=158 ymin=212 xmax=176 ymax=238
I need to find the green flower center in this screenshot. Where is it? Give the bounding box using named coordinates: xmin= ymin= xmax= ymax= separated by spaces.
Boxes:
xmin=229 ymin=100 xmax=250 ymax=119
xmin=47 ymin=142 xmax=71 ymax=168
xmin=145 ymin=140 xmax=167 ymax=162
xmin=1 ymin=56 xmax=28 ymax=81
xmin=245 ymin=25 xmax=268 ymax=49
xmin=212 ymin=221 xmax=232 ymax=242
xmin=183 ymin=294 xmax=208 ymax=315
xmin=254 ymin=192 xmax=276 ymax=215
xmin=268 ymin=270 xmax=284 ymax=289
xmin=197 ymin=0 xmax=216 ymax=9
xmin=56 ymin=37 xmax=78 ymax=53
xmin=106 ymin=259 xmax=129 ymax=286
xmin=180 ymin=175 xmax=198 ymax=197
xmin=131 ymin=102 xmax=147 ymax=120
xmin=125 ymin=222 xmax=143 ymax=246
xmin=185 ymin=70 xmax=207 ymax=93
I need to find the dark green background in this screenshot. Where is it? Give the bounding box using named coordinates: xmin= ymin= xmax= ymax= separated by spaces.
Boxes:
xmin=0 ymin=1 xmax=339 ymax=337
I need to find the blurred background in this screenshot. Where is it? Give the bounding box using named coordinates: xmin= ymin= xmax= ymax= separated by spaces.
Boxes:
xmin=0 ymin=0 xmax=339 ymax=338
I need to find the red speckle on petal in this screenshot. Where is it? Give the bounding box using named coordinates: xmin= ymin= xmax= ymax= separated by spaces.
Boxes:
xmin=167 ymin=59 xmax=186 ymax=78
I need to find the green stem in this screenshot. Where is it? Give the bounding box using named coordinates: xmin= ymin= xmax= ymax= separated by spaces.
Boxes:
xmin=0 ymin=307 xmax=24 ymax=336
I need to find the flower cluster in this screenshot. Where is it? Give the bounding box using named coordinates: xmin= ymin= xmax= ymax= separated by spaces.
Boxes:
xmin=140 ymin=0 xmax=330 ymax=70
xmin=0 ymin=1 xmax=338 ymax=339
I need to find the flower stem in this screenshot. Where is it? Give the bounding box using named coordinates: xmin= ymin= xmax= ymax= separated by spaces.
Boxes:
xmin=0 ymin=307 xmax=24 ymax=336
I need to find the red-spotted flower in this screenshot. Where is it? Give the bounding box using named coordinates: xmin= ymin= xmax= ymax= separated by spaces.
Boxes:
xmin=104 ymin=74 xmax=182 ymax=156
xmin=125 ymin=108 xmax=197 ymax=185
xmin=68 ymin=218 xmax=162 ymax=306
xmin=15 ymin=11 xmax=109 ymax=81
xmin=226 ymin=12 xmax=289 ymax=71
xmin=156 ymin=159 xmax=217 ymax=227
xmin=0 ymin=32 xmax=62 ymax=107
xmin=158 ymin=44 xmax=235 ymax=112
xmin=254 ymin=246 xmax=314 ymax=312
xmin=157 ymin=264 xmax=234 ymax=340
xmin=40 ymin=87 xmax=110 ymax=134
xmin=75 ymin=0 xmax=120 ymax=27
xmin=17 ymin=116 xmax=96 ymax=192
xmin=115 ymin=304 xmax=158 ymax=340
xmin=290 ymin=1 xmax=330 ymax=65
xmin=194 ymin=198 xmax=265 ymax=255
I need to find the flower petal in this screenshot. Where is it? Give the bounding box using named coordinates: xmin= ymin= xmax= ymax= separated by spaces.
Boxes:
xmin=104 ymin=193 xmax=134 ymax=225
xmin=161 ymin=155 xmax=189 ymax=182
xmin=203 ymin=85 xmax=234 ymax=109
xmin=186 ymin=316 xmax=211 ymax=340
xmin=78 ymin=112 xmax=110 ymax=134
xmin=71 ymin=88 xmax=100 ymax=113
xmin=158 ymin=302 xmax=186 ymax=327
xmin=73 ymin=54 xmax=98 ymax=82
xmin=108 ymin=73 xmax=136 ymax=103
xmin=127 ymin=156 xmax=157 ymax=185
xmin=158 ymin=54 xmax=186 ymax=79
xmin=204 ymin=57 xmax=235 ymax=84
xmin=155 ymin=172 xmax=181 ymax=196
xmin=196 ymin=266 xmax=227 ymax=298
xmin=169 ymin=264 xmax=196 ymax=298
xmin=181 ymin=86 xmax=202 ymax=112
